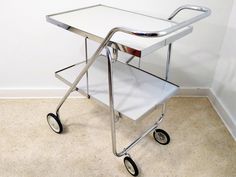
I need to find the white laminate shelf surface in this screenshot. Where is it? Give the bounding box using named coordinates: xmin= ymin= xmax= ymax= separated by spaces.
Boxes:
xmin=59 ymin=56 xmax=179 ymax=120
xmin=48 ymin=5 xmax=192 ymax=57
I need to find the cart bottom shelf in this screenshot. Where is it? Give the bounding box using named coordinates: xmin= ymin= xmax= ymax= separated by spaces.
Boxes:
xmin=57 ymin=55 xmax=179 ymax=120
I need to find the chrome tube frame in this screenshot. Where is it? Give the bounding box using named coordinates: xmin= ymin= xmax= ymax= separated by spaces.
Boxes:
xmin=55 ymin=28 xmax=117 ymax=116
xmin=165 ymin=44 xmax=172 ymax=81
xmin=102 ymin=5 xmax=211 ymax=38
xmin=53 ymin=5 xmax=211 ymax=157
xmin=160 ymin=43 xmax=172 ymax=116
xmin=160 ymin=4 xmax=206 ymax=116
xmin=85 ymin=37 xmax=90 ymax=98
xmin=106 ymin=47 xmax=163 ymax=157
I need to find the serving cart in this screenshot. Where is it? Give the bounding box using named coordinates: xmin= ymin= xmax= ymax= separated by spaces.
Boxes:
xmin=46 ymin=4 xmax=210 ymax=176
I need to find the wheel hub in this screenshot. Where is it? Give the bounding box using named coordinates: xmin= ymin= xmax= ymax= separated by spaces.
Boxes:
xmin=48 ymin=116 xmax=60 ymax=132
xmin=125 ymin=160 xmax=135 ymax=174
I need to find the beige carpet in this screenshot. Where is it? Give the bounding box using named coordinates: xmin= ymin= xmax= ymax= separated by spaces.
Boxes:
xmin=0 ymin=97 xmax=235 ymax=177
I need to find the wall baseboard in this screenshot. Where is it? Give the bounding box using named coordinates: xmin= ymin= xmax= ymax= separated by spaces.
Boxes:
xmin=0 ymin=88 xmax=83 ymax=99
xmin=176 ymin=87 xmax=209 ymax=97
xmin=0 ymin=87 xmax=235 ymax=140
xmin=207 ymin=88 xmax=236 ymax=141
xmin=177 ymin=87 xmax=236 ymax=141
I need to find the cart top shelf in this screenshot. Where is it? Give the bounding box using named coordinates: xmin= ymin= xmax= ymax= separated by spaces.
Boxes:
xmin=47 ymin=4 xmax=192 ymax=57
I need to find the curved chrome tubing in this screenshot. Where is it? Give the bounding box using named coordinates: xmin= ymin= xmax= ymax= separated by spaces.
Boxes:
xmin=168 ymin=5 xmax=211 ymax=20
xmin=101 ymin=5 xmax=211 ymax=38
xmin=54 ymin=5 xmax=211 ymax=158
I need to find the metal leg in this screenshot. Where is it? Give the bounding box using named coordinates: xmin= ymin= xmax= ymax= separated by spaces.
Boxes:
xmin=85 ymin=37 xmax=90 ymax=98
xmin=160 ymin=43 xmax=172 ymax=120
xmin=165 ymin=43 xmax=172 ymax=81
xmin=138 ymin=57 xmax=141 ymax=68
xmin=112 ymin=48 xmax=118 ymax=62
xmin=106 ymin=47 xmax=160 ymax=158
xmin=106 ymin=47 xmax=118 ymax=156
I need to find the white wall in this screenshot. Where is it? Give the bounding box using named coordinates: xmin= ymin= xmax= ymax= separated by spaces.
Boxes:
xmin=0 ymin=0 xmax=233 ymax=92
xmin=212 ymin=1 xmax=236 ymax=138
xmin=0 ymin=0 xmax=235 ymax=138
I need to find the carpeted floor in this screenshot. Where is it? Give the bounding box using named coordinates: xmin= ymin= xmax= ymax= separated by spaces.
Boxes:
xmin=0 ymin=97 xmax=235 ymax=177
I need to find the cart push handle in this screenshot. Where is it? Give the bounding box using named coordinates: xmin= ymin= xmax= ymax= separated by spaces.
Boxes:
xmin=168 ymin=4 xmax=211 ymax=20
xmin=110 ymin=5 xmax=211 ymax=38
xmin=167 ymin=5 xmax=211 ymax=31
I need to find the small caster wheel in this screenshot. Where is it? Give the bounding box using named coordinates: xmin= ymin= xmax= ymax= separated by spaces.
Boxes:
xmin=153 ymin=129 xmax=170 ymax=145
xmin=47 ymin=113 xmax=63 ymax=134
xmin=124 ymin=156 xmax=139 ymax=176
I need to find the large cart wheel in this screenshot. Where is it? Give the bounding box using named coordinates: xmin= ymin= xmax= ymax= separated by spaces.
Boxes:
xmin=153 ymin=129 xmax=170 ymax=145
xmin=124 ymin=156 xmax=139 ymax=176
xmin=47 ymin=113 xmax=63 ymax=134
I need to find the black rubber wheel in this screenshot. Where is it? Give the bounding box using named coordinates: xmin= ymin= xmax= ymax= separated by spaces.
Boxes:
xmin=47 ymin=113 xmax=63 ymax=134
xmin=124 ymin=156 xmax=139 ymax=176
xmin=153 ymin=129 xmax=170 ymax=145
